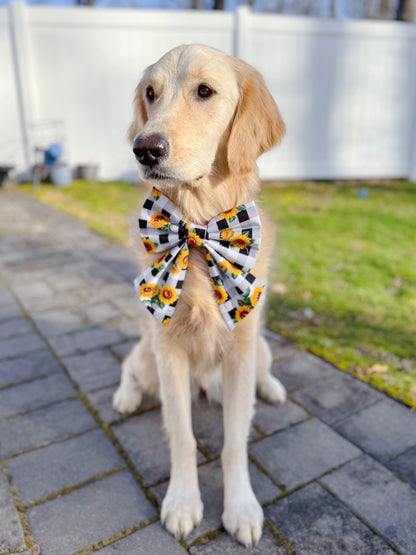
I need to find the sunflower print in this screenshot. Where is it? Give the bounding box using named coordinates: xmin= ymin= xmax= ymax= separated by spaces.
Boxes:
xmin=150 ymin=212 xmax=170 ymax=229
xmin=142 ymin=237 xmax=156 ymax=254
xmin=187 ymin=230 xmax=202 ymax=247
xmin=206 ymin=252 xmax=213 ymax=262
xmin=159 ymin=285 xmax=178 ymax=305
xmin=235 ymin=305 xmax=252 ymax=322
xmin=213 ymin=285 xmax=228 ymax=304
xmin=228 ymin=263 xmax=243 ymax=276
xmin=154 ymin=254 xmax=166 ymax=269
xmin=151 ymin=187 xmax=161 ymax=199
xmin=220 ymin=207 xmax=238 ymax=220
xmin=139 ymin=283 xmax=159 ymax=298
xmin=177 ymin=251 xmax=189 ymax=269
xmin=251 ymin=286 xmax=263 ymax=307
xmin=220 ymin=228 xmax=234 ymax=241
xmin=170 ymin=264 xmax=180 ymax=275
xmin=162 ymin=316 xmax=171 ymax=327
xmin=218 ymin=260 xmax=228 ymax=273
xmin=230 ymin=234 xmax=251 ymax=249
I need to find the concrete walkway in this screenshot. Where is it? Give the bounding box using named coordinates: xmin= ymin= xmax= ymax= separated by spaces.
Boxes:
xmin=1 ymin=190 xmax=416 ymax=555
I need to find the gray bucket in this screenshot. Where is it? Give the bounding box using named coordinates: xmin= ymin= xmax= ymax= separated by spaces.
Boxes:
xmin=49 ymin=164 xmax=72 ymax=188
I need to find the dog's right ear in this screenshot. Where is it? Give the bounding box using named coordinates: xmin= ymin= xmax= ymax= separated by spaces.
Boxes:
xmin=127 ymin=81 xmax=148 ymax=145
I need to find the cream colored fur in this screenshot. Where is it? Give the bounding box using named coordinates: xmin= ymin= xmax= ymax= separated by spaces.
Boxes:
xmin=113 ymin=44 xmax=286 ymax=547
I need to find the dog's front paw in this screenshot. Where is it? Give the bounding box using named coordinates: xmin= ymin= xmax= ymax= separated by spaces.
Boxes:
xmin=257 ymin=375 xmax=287 ymax=405
xmin=112 ymin=382 xmax=142 ymax=415
xmin=161 ymin=487 xmax=203 ymax=540
xmin=222 ymin=491 xmax=264 ymax=547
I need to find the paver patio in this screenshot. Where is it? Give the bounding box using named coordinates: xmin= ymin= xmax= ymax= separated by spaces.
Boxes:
xmin=1 ymin=190 xmax=416 ymax=554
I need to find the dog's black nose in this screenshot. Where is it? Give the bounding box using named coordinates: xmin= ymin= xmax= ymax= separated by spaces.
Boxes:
xmin=133 ymin=134 xmax=169 ymax=167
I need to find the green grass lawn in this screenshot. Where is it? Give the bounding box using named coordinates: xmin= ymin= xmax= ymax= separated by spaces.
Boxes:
xmin=22 ymin=179 xmax=416 ymax=407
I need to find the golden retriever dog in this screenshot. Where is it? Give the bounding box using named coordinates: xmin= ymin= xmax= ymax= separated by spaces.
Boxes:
xmin=113 ymin=44 xmax=286 ymax=547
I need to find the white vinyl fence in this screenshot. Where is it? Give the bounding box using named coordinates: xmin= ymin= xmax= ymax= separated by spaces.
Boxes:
xmin=2 ymin=2 xmax=416 ymax=181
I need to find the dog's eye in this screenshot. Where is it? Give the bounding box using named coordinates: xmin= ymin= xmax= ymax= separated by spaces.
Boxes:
xmin=197 ymin=85 xmax=213 ymax=98
xmin=146 ymin=87 xmax=155 ymax=103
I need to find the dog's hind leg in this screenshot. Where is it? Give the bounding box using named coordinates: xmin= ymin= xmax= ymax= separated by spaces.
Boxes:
xmin=157 ymin=340 xmax=203 ymax=540
xmin=221 ymin=330 xmax=263 ymax=547
xmin=113 ymin=329 xmax=159 ymax=415
xmin=256 ymin=334 xmax=286 ymax=405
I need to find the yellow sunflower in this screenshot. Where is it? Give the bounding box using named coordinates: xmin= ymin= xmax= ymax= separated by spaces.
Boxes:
xmin=139 ymin=283 xmax=159 ymax=298
xmin=220 ymin=228 xmax=234 ymax=241
xmin=154 ymin=254 xmax=166 ymax=269
xmin=150 ymin=212 xmax=170 ymax=229
xmin=212 ymin=285 xmax=227 ymax=304
xmin=250 ymin=286 xmax=263 ymax=307
xmin=220 ymin=207 xmax=238 ymax=220
xmin=218 ymin=260 xmax=228 ymax=273
xmin=142 ymin=238 xmax=156 ymax=254
xmin=177 ymin=251 xmax=189 ymax=269
xmin=170 ymin=264 xmax=180 ymax=275
xmin=230 ymin=234 xmax=251 ymax=249
xmin=206 ymin=252 xmax=213 ymax=262
xmin=235 ymin=305 xmax=251 ymax=322
xmin=228 ymin=263 xmax=243 ymax=275
xmin=162 ymin=316 xmax=171 ymax=327
xmin=151 ymin=187 xmax=161 ymax=198
xmin=187 ymin=230 xmax=202 ymax=247
xmin=159 ymin=285 xmax=178 ymax=305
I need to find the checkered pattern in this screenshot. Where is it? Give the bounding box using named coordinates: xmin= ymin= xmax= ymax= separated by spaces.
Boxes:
xmin=134 ymin=188 xmax=264 ymax=330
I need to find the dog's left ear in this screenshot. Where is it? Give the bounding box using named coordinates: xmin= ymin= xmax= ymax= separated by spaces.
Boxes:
xmin=227 ymin=58 xmax=285 ymax=175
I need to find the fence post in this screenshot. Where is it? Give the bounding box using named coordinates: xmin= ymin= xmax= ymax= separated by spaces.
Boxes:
xmin=9 ymin=0 xmax=34 ymax=174
xmin=234 ymin=6 xmax=252 ymax=60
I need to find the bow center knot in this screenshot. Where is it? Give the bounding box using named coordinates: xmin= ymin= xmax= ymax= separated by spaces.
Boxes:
xmin=186 ymin=224 xmax=207 ymax=247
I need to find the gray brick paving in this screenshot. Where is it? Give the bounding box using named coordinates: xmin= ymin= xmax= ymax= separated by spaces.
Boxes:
xmin=0 ymin=317 xmax=34 ymax=339
xmin=0 ymin=468 xmax=26 ymax=552
xmin=387 ymin=445 xmax=416 ymax=488
xmin=334 ymin=399 xmax=416 ymax=462
xmin=266 ymin=482 xmax=395 ymax=554
xmin=8 ymin=429 xmax=125 ymax=504
xmin=0 ymin=399 xmax=96 ymax=457
xmin=1 ymin=191 xmax=416 ymax=554
xmin=291 ymin=371 xmax=384 ymax=424
xmin=96 ymin=522 xmax=187 ymax=554
xmin=250 ymin=418 xmax=361 ymax=490
xmin=321 ymin=454 xmax=416 ymax=554
xmin=28 ymin=469 xmax=157 ymax=554
xmin=63 ymin=348 xmax=121 ymax=392
xmin=0 ymin=348 xmax=61 ymax=387
xmin=0 ymin=373 xmax=76 ymax=419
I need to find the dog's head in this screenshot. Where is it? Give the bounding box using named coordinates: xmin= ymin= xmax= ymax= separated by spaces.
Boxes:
xmin=129 ymin=44 xmax=285 ymax=187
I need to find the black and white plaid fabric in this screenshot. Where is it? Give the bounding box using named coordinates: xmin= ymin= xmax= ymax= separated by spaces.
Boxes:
xmin=134 ymin=188 xmax=264 ymax=330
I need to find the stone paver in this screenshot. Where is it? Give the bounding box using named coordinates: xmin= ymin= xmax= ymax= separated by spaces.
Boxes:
xmin=28 ymin=469 xmax=157 ymax=554
xmin=0 ymin=399 xmax=96 ymax=457
xmin=0 ymin=468 xmax=26 ymax=552
xmin=96 ymin=522 xmax=187 ymax=554
xmin=8 ymin=428 xmax=125 ymax=504
xmin=1 ymin=191 xmax=416 ymax=555
xmin=250 ymin=418 xmax=361 ymax=490
xmin=63 ymin=348 xmax=121 ymax=392
xmin=334 ymin=399 xmax=416 ymax=462
xmin=291 ymin=371 xmax=384 ymax=424
xmin=0 ymin=348 xmax=61 ymax=387
xmin=266 ymin=482 xmax=395 ymax=554
xmin=0 ymin=373 xmax=76 ymax=419
xmin=321 ymin=454 xmax=416 ymax=554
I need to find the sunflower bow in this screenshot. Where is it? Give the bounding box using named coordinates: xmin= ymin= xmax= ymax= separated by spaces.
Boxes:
xmin=135 ymin=188 xmax=264 ymax=330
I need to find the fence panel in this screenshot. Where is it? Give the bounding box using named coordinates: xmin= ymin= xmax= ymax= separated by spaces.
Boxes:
xmin=0 ymin=6 xmax=26 ymax=173
xmin=2 ymin=3 xmax=416 ymax=181
xmin=26 ymin=6 xmax=233 ymax=181
xmin=242 ymin=10 xmax=416 ymax=180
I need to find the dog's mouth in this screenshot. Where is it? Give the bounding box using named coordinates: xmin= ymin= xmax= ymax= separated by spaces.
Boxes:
xmin=142 ymin=166 xmax=176 ymax=181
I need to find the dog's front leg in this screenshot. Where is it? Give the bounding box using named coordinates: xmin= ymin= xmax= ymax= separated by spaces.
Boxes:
xmin=156 ymin=342 xmax=203 ymax=540
xmin=221 ymin=335 xmax=263 ymax=547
